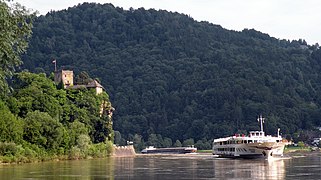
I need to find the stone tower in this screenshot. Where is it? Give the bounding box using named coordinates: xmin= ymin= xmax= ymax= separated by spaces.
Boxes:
xmin=54 ymin=70 xmax=74 ymax=88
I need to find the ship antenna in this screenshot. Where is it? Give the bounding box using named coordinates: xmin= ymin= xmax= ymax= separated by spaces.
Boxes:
xmin=257 ymin=115 xmax=265 ymax=132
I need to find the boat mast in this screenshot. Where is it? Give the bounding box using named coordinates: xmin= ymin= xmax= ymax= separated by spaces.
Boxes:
xmin=257 ymin=115 xmax=265 ymax=132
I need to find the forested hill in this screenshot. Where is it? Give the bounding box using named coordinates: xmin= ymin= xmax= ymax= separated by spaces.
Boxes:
xmin=22 ymin=2 xmax=321 ymax=146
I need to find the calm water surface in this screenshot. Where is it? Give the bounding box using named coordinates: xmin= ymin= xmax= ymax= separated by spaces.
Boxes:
xmin=0 ymin=154 xmax=321 ymax=179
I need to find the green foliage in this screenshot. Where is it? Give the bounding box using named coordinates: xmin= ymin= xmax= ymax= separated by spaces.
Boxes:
xmin=21 ymin=3 xmax=321 ymax=144
xmin=114 ymin=131 xmax=122 ymax=145
xmin=0 ymin=101 xmax=23 ymax=143
xmin=76 ymin=134 xmax=91 ymax=152
xmin=0 ymin=2 xmax=114 ymax=163
xmin=23 ymin=111 xmax=65 ymax=150
xmin=0 ymin=142 xmax=17 ymax=156
xmin=0 ymin=1 xmax=34 ymax=96
xmin=13 ymin=72 xmax=64 ymax=118
xmin=105 ymin=140 xmax=114 ymax=155
xmin=173 ymin=140 xmax=182 ymax=147
xmin=0 ymin=71 xmax=114 ymax=162
xmin=163 ymin=137 xmax=172 ymax=148
xmin=297 ymin=141 xmax=305 ymax=148
xmin=88 ymin=142 xmax=107 ymax=158
xmin=195 ymin=139 xmax=212 ymax=150
xmin=133 ymin=134 xmax=144 ymax=151
xmin=182 ymin=138 xmax=195 ymax=147
xmin=67 ymin=120 xmax=88 ymax=147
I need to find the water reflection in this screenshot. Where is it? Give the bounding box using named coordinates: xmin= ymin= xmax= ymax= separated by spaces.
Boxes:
xmin=113 ymin=155 xmax=286 ymax=179
xmin=3 ymin=155 xmax=321 ymax=179
xmin=213 ymin=158 xmax=285 ymax=179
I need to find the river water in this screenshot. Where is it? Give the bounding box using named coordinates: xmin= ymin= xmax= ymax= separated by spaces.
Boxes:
xmin=0 ymin=153 xmax=320 ymax=179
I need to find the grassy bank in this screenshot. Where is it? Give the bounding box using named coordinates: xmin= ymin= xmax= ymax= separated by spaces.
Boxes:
xmin=197 ymin=150 xmax=212 ymax=153
xmin=284 ymin=146 xmax=318 ymax=153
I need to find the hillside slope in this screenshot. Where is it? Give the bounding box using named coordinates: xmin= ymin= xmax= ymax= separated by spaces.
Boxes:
xmin=22 ymin=3 xmax=321 ymax=144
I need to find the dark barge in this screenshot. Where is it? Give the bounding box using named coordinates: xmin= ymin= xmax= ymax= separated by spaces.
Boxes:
xmin=141 ymin=146 xmax=197 ymax=154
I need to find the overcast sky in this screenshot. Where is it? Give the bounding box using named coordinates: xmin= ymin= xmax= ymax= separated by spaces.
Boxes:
xmin=14 ymin=0 xmax=321 ymax=45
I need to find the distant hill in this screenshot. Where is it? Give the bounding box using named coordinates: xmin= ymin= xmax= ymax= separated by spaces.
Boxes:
xmin=22 ymin=3 xmax=321 ymax=144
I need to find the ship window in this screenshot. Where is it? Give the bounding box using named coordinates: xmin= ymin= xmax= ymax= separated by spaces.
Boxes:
xmin=248 ymin=140 xmax=252 ymax=143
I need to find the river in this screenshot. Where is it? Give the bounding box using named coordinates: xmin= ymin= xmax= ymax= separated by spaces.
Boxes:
xmin=0 ymin=153 xmax=320 ymax=179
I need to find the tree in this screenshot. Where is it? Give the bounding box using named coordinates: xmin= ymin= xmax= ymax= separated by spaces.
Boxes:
xmin=20 ymin=3 xmax=321 ymax=143
xmin=163 ymin=137 xmax=172 ymax=148
xmin=133 ymin=134 xmax=144 ymax=151
xmin=0 ymin=100 xmax=23 ymax=143
xmin=23 ymin=111 xmax=66 ymax=151
xmin=147 ymin=134 xmax=159 ymax=147
xmin=114 ymin=131 xmax=122 ymax=145
xmin=75 ymin=71 xmax=93 ymax=85
xmin=173 ymin=140 xmax=182 ymax=147
xmin=0 ymin=0 xmax=34 ymax=96
xmin=13 ymin=72 xmax=64 ymax=118
xmin=182 ymin=138 xmax=195 ymax=147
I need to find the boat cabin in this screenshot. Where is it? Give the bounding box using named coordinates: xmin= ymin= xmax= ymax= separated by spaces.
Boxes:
xmin=249 ymin=131 xmax=265 ymax=137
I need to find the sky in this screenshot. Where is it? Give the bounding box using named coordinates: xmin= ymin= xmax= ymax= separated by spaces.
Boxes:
xmin=14 ymin=0 xmax=321 ymax=45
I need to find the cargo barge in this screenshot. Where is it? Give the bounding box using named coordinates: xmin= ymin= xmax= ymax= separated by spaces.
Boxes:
xmin=141 ymin=146 xmax=197 ymax=154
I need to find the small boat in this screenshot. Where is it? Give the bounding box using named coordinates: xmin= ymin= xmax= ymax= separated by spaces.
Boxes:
xmin=141 ymin=146 xmax=197 ymax=154
xmin=212 ymin=115 xmax=288 ymax=159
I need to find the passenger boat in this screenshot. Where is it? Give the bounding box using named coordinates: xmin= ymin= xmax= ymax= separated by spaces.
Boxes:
xmin=212 ymin=115 xmax=288 ymax=159
xmin=141 ymin=146 xmax=197 ymax=154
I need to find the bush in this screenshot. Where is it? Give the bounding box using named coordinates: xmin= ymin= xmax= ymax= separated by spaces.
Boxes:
xmin=69 ymin=146 xmax=84 ymax=159
xmin=88 ymin=143 xmax=107 ymax=158
xmin=0 ymin=142 xmax=17 ymax=156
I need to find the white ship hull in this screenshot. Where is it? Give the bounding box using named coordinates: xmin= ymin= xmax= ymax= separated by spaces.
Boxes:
xmin=213 ymin=142 xmax=286 ymax=159
xmin=212 ymin=116 xmax=288 ymax=159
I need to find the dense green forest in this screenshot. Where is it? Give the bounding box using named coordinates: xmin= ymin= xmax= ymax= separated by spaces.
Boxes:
xmin=3 ymin=72 xmax=114 ymax=161
xmin=21 ymin=3 xmax=321 ymax=149
xmin=0 ymin=1 xmax=113 ymax=162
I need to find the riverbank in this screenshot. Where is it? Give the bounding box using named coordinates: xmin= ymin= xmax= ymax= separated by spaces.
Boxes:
xmin=0 ymin=141 xmax=114 ymax=165
xmin=284 ymin=146 xmax=320 ymax=153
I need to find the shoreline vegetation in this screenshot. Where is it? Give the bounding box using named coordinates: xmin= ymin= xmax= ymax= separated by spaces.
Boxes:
xmin=0 ymin=141 xmax=113 ymax=165
xmin=1 ymin=145 xmax=319 ymax=165
xmin=1 ymin=2 xmax=114 ymax=166
xmin=0 ymin=72 xmax=115 ymax=165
